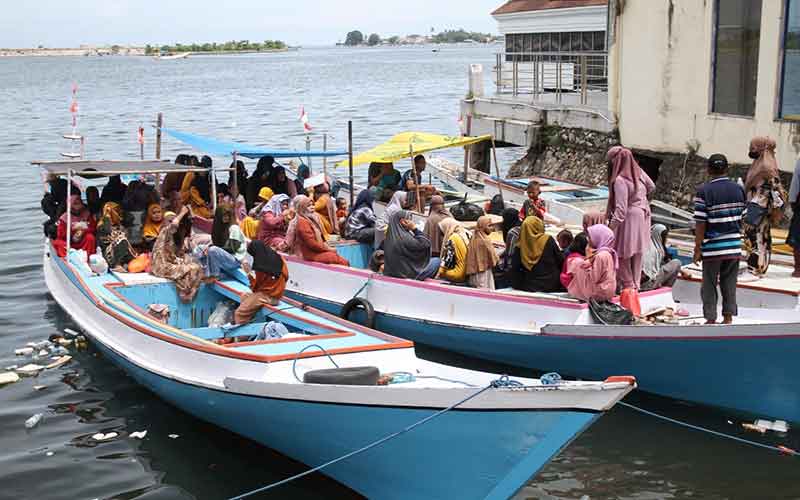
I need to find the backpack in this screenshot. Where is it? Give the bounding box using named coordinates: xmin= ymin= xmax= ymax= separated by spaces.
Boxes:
xmin=450 ymin=194 xmax=484 ymax=222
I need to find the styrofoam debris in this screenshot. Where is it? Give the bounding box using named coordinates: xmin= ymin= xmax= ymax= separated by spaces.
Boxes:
xmin=45 ymin=356 xmax=72 ymax=370
xmin=15 ymin=347 xmax=34 ymax=356
xmin=63 ymin=328 xmax=80 ymax=338
xmin=92 ymin=432 xmax=118 ymax=441
xmin=16 ymin=364 xmax=45 ymax=375
xmin=25 ymin=413 xmax=43 ymax=429
xmin=46 ymin=451 xmax=54 ymax=457
xmin=5 ymin=365 xmax=18 ymax=371
xmin=129 ymin=430 xmax=148 ymax=439
xmin=168 ymin=434 xmax=179 ymax=439
xmin=754 ymin=419 xmax=790 ymax=433
xmin=38 ymin=350 xmax=49 ymax=357
xmin=0 ymin=372 xmax=20 ymax=386
xmin=33 ymin=385 xmax=47 ymax=391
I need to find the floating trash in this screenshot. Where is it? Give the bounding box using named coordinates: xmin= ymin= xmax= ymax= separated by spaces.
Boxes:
xmin=33 ymin=385 xmax=47 ymax=391
xmin=63 ymin=328 xmax=80 ymax=338
xmin=28 ymin=341 xmax=50 ymax=350
xmin=45 ymin=356 xmax=72 ymax=370
xmin=25 ymin=413 xmax=43 ymax=429
xmin=16 ymin=364 xmax=45 ymax=375
xmin=754 ymin=419 xmax=790 ymax=433
xmin=38 ymin=349 xmax=49 ymax=357
xmin=46 ymin=451 xmax=54 ymax=457
xmin=0 ymin=372 xmax=20 ymax=386
xmin=168 ymin=434 xmax=179 ymax=439
xmin=15 ymin=347 xmax=34 ymax=356
xmin=129 ymin=430 xmax=148 ymax=439
xmin=91 ymin=432 xmax=118 ymax=441
xmin=5 ymin=365 xmax=18 ymax=371
xmin=56 ymin=338 xmax=73 ymax=347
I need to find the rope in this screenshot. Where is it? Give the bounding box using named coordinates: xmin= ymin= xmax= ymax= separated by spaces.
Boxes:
xmin=228 ymin=375 xmax=523 ymax=500
xmin=620 ymin=402 xmax=798 ymax=456
xmin=291 ymin=344 xmax=340 ymax=383
xmin=350 ymin=274 xmax=374 ymax=301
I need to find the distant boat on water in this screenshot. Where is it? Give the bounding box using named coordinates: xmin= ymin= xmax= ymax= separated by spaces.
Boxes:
xmin=154 ymin=52 xmax=190 ymax=60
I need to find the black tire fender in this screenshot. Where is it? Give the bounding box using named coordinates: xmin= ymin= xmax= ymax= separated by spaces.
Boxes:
xmin=303 ymin=366 xmax=380 ymax=386
xmin=340 ymin=297 xmax=376 ymax=329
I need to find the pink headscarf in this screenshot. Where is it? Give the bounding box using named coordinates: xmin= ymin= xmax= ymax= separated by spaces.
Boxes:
xmin=606 ymin=146 xmax=645 ymax=218
xmin=587 ymin=224 xmax=618 ymax=269
xmin=744 ymin=136 xmax=780 ymax=192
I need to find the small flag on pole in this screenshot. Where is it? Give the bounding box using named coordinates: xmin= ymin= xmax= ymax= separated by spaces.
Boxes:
xmin=457 ymin=113 xmax=465 ymax=135
xmin=300 ymin=106 xmax=312 ymax=133
xmin=69 ymin=83 xmax=79 ymax=127
xmin=137 ymin=126 xmax=144 ymax=145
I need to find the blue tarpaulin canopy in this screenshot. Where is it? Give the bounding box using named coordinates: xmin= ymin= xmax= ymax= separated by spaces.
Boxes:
xmin=163 ymin=128 xmax=348 ymax=159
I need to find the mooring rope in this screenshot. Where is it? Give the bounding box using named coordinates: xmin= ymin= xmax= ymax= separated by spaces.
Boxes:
xmin=227 ymin=375 xmax=523 ymax=499
xmin=620 ymin=402 xmax=798 ymax=456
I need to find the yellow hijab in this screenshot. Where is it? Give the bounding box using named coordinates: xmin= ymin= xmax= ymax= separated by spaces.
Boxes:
xmin=517 ymin=216 xmax=549 ymax=271
xmin=142 ymin=203 xmax=164 ymax=240
xmin=102 ymin=202 xmax=122 ymax=226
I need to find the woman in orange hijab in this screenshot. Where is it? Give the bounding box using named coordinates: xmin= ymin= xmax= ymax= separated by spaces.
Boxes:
xmin=142 ymin=203 xmax=164 ymax=251
xmin=743 ymin=136 xmax=786 ymax=276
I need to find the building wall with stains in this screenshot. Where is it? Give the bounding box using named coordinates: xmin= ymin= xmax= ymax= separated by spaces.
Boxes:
xmin=609 ymin=0 xmax=800 ymax=172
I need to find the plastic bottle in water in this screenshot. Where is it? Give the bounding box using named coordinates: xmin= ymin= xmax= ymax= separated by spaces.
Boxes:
xmin=25 ymin=413 xmax=43 ymax=429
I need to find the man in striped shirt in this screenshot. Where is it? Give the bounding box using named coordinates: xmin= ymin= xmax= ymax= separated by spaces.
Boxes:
xmin=693 ymin=154 xmax=746 ymax=324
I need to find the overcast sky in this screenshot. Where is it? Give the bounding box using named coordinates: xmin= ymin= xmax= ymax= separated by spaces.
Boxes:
xmin=0 ymin=0 xmax=503 ymax=48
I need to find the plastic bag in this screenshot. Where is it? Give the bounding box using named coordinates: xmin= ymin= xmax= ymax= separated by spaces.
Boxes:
xmin=208 ymin=302 xmax=236 ymax=328
xmin=619 ymin=288 xmax=642 ymax=316
xmin=450 ymin=194 xmax=484 ymax=222
xmin=89 ymin=254 xmax=109 ymax=275
xmin=127 ymin=253 xmax=150 ymax=274
xmin=255 ymin=321 xmax=289 ymax=341
xmin=589 ymin=299 xmax=634 ymax=325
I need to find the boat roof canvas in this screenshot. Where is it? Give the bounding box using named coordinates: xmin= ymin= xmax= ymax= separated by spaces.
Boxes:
xmin=336 ymin=132 xmax=492 ymax=168
xmin=31 ymin=159 xmax=197 ymax=176
xmin=163 ymin=128 xmax=348 ymax=159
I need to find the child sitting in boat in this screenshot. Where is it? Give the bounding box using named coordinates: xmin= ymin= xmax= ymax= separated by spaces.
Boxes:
xmin=336 ymin=197 xmax=348 ymax=229
xmin=234 ymin=241 xmax=289 ymax=325
xmin=509 ymin=216 xmax=564 ymax=293
xmin=557 ymin=229 xmax=574 ymax=255
xmin=519 ymin=181 xmax=546 ymax=221
xmin=52 ymin=193 xmax=97 ymax=260
xmin=565 ymin=225 xmax=617 ymax=302
xmin=560 ymin=232 xmax=588 ymax=289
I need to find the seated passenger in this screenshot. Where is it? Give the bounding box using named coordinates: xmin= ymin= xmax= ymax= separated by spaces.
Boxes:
xmin=494 ymin=208 xmax=522 ymax=288
xmin=85 ymin=186 xmax=102 ymax=219
xmin=485 ymin=194 xmax=505 ymax=216
xmin=100 ymin=174 xmax=127 ymax=206
xmin=257 ymin=194 xmax=292 ymax=251
xmin=150 ymin=206 xmax=203 ymax=303
xmin=97 ymin=202 xmax=137 ymax=271
xmin=369 ymin=162 xmax=402 ymax=201
xmin=560 ymin=232 xmax=588 ymax=289
xmin=202 ymin=204 xmax=248 ymax=279
xmin=313 ymin=182 xmax=339 ymax=236
xmin=423 ymin=195 xmax=450 ymax=257
xmin=179 ymin=164 xmax=213 ymax=219
xmin=510 ymin=216 xmax=564 ymax=293
xmin=123 ymin=180 xmax=159 ymax=246
xmin=240 ymin=187 xmax=273 ymax=239
xmin=228 ymin=159 xmax=249 ymax=217
xmin=336 ymin=197 xmax=348 ymax=229
xmin=519 ymin=181 xmax=546 ymax=221
xmin=383 ymin=210 xmax=439 ymax=280
xmin=557 ymin=229 xmax=574 ymax=254
xmin=234 ymin=241 xmax=289 ymax=324
xmin=52 ymin=193 xmax=97 ymax=259
xmin=402 ymin=155 xmax=437 ymax=210
xmin=141 ymin=203 xmax=165 ymax=252
xmin=294 ymin=164 xmax=311 ymax=197
xmin=437 ymin=218 xmax=470 ymax=284
xmin=566 ymin=224 xmax=617 ymax=302
xmin=466 ymin=215 xmax=499 ymax=290
xmin=286 ymin=195 xmax=349 ymax=266
xmin=343 ymin=190 xmax=377 ymax=245
xmin=267 ymin=165 xmax=298 ymax=198
xmin=375 ymin=191 xmax=408 ymax=249
xmin=641 ymin=223 xmax=685 ymax=290
xmin=246 ymin=156 xmax=274 ymax=210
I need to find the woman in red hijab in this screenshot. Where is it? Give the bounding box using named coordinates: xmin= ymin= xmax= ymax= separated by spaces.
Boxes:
xmin=52 ymin=193 xmax=97 ymax=260
xmin=605 ymin=146 xmax=655 ymax=291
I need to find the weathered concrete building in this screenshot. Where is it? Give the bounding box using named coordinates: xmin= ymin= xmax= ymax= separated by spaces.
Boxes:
xmin=463 ymin=0 xmax=800 ymax=209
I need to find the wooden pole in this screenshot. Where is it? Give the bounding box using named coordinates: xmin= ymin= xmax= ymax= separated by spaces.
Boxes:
xmin=155 ymin=113 xmax=163 ymax=159
xmin=410 ymin=145 xmax=422 ymax=213
xmin=491 ymin=138 xmax=504 ymax=201
xmin=211 ymin=161 xmax=218 ymax=211
xmin=322 ymin=133 xmax=328 ymax=178
xmin=231 ymin=152 xmax=239 ymax=200
xmin=348 ymin=121 xmax=354 ymax=207
xmin=66 ymin=169 xmax=72 ymax=256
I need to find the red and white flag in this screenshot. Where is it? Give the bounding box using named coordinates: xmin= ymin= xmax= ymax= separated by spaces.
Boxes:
xmin=300 ymin=106 xmax=312 ymax=133
xmin=137 ymin=126 xmax=145 ymax=145
xmin=457 ymin=113 xmax=465 ymax=135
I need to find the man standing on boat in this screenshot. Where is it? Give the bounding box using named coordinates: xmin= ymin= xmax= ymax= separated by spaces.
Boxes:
xmin=693 ymin=154 xmax=746 ymax=324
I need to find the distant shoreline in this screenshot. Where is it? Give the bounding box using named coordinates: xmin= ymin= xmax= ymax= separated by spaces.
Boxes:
xmin=0 ymin=47 xmax=293 ymax=58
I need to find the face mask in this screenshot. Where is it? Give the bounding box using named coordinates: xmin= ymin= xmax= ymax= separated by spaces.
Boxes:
xmin=748 ymin=151 xmax=760 ymax=160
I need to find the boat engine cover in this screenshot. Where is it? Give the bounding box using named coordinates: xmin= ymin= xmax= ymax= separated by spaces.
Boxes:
xmin=303 ymin=366 xmax=380 ymax=386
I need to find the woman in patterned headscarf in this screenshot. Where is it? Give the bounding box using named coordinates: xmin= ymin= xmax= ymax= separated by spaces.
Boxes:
xmin=743 ymin=136 xmax=785 ymax=276
xmin=97 ymin=202 xmax=137 ymax=270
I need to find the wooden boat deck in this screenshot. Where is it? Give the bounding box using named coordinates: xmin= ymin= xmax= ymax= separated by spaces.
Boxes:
xmin=680 ymin=262 xmax=800 ymax=296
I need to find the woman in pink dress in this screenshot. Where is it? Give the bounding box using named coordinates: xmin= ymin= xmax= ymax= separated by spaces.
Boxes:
xmin=257 ymin=194 xmax=292 ymax=251
xmin=606 ymin=146 xmax=654 ymax=291
xmin=566 ymin=224 xmax=618 ymax=302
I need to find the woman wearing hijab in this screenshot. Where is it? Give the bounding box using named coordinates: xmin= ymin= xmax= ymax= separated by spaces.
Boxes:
xmin=423 ymin=195 xmax=450 ymax=257
xmin=151 ymin=206 xmax=203 ymax=303
xmin=787 ymin=157 xmax=800 ymax=277
xmin=743 ymin=136 xmax=785 ymax=276
xmin=245 ymin=156 xmax=274 ymax=210
xmin=383 ymin=210 xmax=439 ymax=280
xmin=100 ymin=175 xmax=128 ymax=206
xmin=437 ymin=218 xmax=470 ymax=283
xmin=640 ymin=224 xmax=684 ymax=290
xmin=560 ymin=232 xmax=589 ymax=289
xmin=240 ymin=187 xmax=274 ymax=239
xmin=495 ymin=208 xmax=522 ymax=285
xmin=566 ymin=225 xmax=618 ymax=302
xmin=606 ymin=145 xmax=655 ymax=291
xmin=375 ymin=191 xmax=408 ymax=249
xmin=294 ymin=164 xmax=311 ymax=196
xmin=268 ymin=165 xmax=298 ymax=198
xmin=53 ymin=193 xmax=97 ymax=259
xmin=234 ymin=241 xmax=289 ymax=325
xmin=257 ymin=194 xmax=292 ymax=251
xmin=582 ymin=210 xmax=606 ymax=232
xmin=141 ymin=203 xmax=165 ymax=252
xmin=313 ymin=182 xmax=339 ymax=236
xmin=180 ymin=166 xmax=213 ymax=219
xmin=286 ymin=195 xmax=349 ymax=266
xmin=466 ymin=215 xmax=499 ymax=289
xmin=201 ymin=204 xmax=248 ymax=279
xmin=343 ymin=190 xmax=377 ymax=244
xmin=509 ymin=216 xmax=564 ymax=293
xmin=97 ymin=201 xmax=137 ymax=271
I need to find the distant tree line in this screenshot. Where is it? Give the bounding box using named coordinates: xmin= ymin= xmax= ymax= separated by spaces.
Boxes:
xmin=145 ymin=40 xmax=287 ymax=55
xmin=343 ymin=28 xmax=494 ymax=46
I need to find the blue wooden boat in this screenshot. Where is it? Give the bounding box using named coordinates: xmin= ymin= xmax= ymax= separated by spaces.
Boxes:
xmin=281 ymin=241 xmax=800 ymax=424
xmin=38 ymin=159 xmax=635 ymax=500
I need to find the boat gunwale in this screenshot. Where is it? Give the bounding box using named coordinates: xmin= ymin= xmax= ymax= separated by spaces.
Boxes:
xmin=677 ymin=273 xmax=800 ymax=297
xmin=51 ymin=245 xmax=414 ymax=364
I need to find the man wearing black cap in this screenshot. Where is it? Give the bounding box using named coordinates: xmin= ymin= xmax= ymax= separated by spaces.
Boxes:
xmin=693 ymin=154 xmax=746 ymax=324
